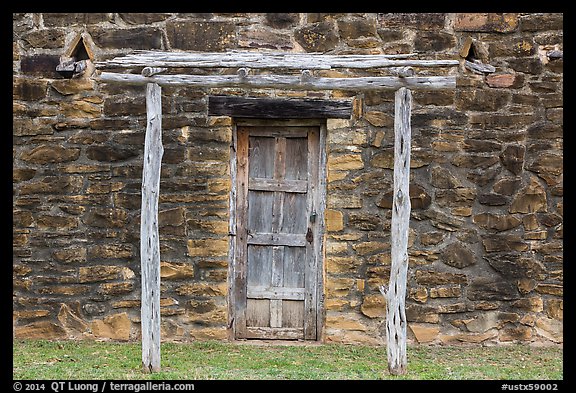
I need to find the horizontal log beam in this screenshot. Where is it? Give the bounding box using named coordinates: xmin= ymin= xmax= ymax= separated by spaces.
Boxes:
xmin=208 ymin=95 xmax=353 ymax=119
xmin=98 ymin=72 xmax=456 ymax=91
xmin=96 ymin=50 xmax=459 ymax=70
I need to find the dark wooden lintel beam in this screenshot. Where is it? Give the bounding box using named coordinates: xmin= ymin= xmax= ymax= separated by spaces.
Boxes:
xmin=208 ymin=95 xmax=352 ymax=119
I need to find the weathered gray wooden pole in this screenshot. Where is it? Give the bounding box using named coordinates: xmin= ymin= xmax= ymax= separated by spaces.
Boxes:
xmin=380 ymin=87 xmax=412 ymax=375
xmin=140 ymin=82 xmax=163 ymax=373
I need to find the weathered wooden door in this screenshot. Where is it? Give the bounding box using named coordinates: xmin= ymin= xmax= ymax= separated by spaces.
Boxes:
xmin=234 ymin=123 xmax=322 ymax=340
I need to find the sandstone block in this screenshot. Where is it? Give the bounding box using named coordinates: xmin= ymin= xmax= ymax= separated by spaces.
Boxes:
xmin=87 ymin=244 xmax=133 ymax=260
xmin=326 ymin=313 xmax=368 ymax=331
xmin=478 ymin=193 xmax=508 ymax=206
xmin=405 ymin=304 xmax=439 ymax=323
xmin=324 ymin=330 xmax=383 ymax=345
xmin=161 ymin=261 xmax=195 ymax=280
xmin=535 ymin=283 xmax=562 ymax=296
xmin=20 ymin=145 xmax=80 ymax=164
xmin=352 ymin=241 xmax=388 ymax=256
xmin=325 ymin=299 xmax=349 ymax=311
xmin=409 ymin=287 xmax=428 ymax=303
xmin=363 ymin=111 xmax=393 ymax=127
xmin=500 ymin=326 xmax=533 ymax=342
xmin=500 ymin=144 xmax=526 ymax=175
xmin=57 ymin=303 xmax=90 ymax=334
xmin=294 ymin=21 xmax=339 ymax=52
xmin=484 ymin=253 xmax=546 ymax=280
xmin=429 ymin=285 xmax=462 ymax=298
xmin=187 ymin=219 xmax=229 ymax=235
xmin=510 ymin=176 xmax=547 ymax=213
xmin=14 ymin=309 xmax=51 ymax=320
xmin=175 ymin=282 xmax=227 ymax=297
xmin=89 ymin=26 xmax=162 ymax=50
xmin=455 ymin=13 xmax=518 ymax=33
xmin=519 ymin=13 xmax=563 ymax=32
xmin=324 ymin=209 xmax=344 ymax=232
xmin=238 ymin=28 xmax=293 ymax=50
xmin=82 ymin=208 xmax=128 ymax=228
xmin=441 ymin=330 xmax=498 ymax=344
xmin=377 ymin=13 xmax=445 ymax=30
xmin=79 ymin=265 xmax=134 ymax=283
xmin=20 ymin=54 xmax=61 ymax=78
xmin=415 ymin=270 xmax=468 ymax=286
xmin=473 ymin=213 xmax=522 ymax=232
xmin=526 ymin=152 xmax=562 ymax=186
xmin=327 ymin=128 xmax=367 ymax=146
xmin=325 ymin=240 xmax=348 ymax=255
xmin=486 ymin=73 xmax=516 ymax=88
xmin=511 ymin=297 xmax=544 ymax=312
xmin=546 ymin=299 xmax=563 ymax=320
xmin=91 ymin=312 xmax=131 ymax=341
xmin=348 ymin=212 xmax=381 ymax=231
xmin=51 ymin=78 xmax=96 ymax=95
xmin=86 ymin=145 xmax=138 ymax=162
xmin=326 ymin=256 xmax=360 ymax=274
xmin=328 ymin=154 xmax=364 ymax=170
xmin=47 ymin=246 xmax=87 ymax=263
xmin=59 ymin=100 xmax=101 ymax=118
xmin=36 ymin=214 xmax=78 ymax=231
xmin=327 ymin=193 xmax=362 ymax=209
xmin=325 ymin=277 xmax=355 ymax=297
xmin=338 ymin=17 xmax=377 ymax=39
xmin=189 ymin=327 xmax=228 ymax=341
xmin=119 ymin=13 xmax=172 ymax=24
xmin=265 ymin=13 xmax=299 ymax=29
xmin=377 ymin=184 xmax=431 ymax=210
xmin=415 ymin=31 xmax=455 ymax=52
xmin=409 ymin=323 xmax=440 ymax=343
xmin=187 ymin=238 xmax=229 ymax=257
xmin=481 ymin=235 xmax=528 ymax=253
xmin=534 ymin=317 xmax=562 ymax=343
xmin=99 ymin=282 xmax=135 ymax=296
xmin=430 ymin=166 xmax=462 ymax=189
xmin=14 ymin=321 xmax=67 ymax=340
xmin=467 ymin=278 xmax=520 ymax=301
xmin=167 ymin=21 xmax=236 ymax=51
xmin=360 ymin=294 xmax=386 ymax=318
xmin=13 ymin=77 xmax=48 ymax=101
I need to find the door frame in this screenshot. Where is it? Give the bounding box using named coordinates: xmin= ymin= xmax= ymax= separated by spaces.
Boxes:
xmin=228 ymin=118 xmax=327 ymax=341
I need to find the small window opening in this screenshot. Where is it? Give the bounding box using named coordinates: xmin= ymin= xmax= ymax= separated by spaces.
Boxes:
xmin=56 ymin=34 xmax=94 ymax=79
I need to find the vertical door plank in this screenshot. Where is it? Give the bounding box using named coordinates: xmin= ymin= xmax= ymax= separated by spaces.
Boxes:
xmin=304 ymin=128 xmax=320 ymax=340
xmin=282 ymin=300 xmax=304 ymax=328
xmin=270 ymin=245 xmax=284 ymax=327
xmin=246 ymin=299 xmax=271 ymax=327
xmin=234 ymin=128 xmax=250 ymax=337
xmin=249 ymin=136 xmax=275 ymax=179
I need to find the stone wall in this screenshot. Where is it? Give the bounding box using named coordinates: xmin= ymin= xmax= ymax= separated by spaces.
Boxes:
xmin=13 ymin=13 xmax=563 ymax=345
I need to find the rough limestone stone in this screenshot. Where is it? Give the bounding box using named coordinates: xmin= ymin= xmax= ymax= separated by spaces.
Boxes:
xmin=360 ymin=294 xmax=386 ymax=318
xmin=160 ymin=262 xmax=195 ymax=280
xmin=57 ymin=303 xmax=90 ymax=335
xmin=91 ymin=312 xmax=131 ymax=341
xmin=325 ymin=209 xmax=344 ymax=232
xmin=534 ymin=317 xmax=563 ymax=343
xmin=440 ymin=242 xmax=476 ymax=269
xmin=14 ymin=321 xmax=67 ymax=340
xmin=409 ymin=323 xmax=440 ymax=343
xmin=294 ymin=22 xmax=339 ymax=52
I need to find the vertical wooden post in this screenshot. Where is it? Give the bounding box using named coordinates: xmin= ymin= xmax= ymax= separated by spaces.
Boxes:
xmin=380 ymin=87 xmax=412 ymax=375
xmin=141 ymin=82 xmax=163 ymax=373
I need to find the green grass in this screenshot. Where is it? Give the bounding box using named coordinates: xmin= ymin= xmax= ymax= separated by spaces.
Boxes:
xmin=13 ymin=340 xmax=563 ymax=380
